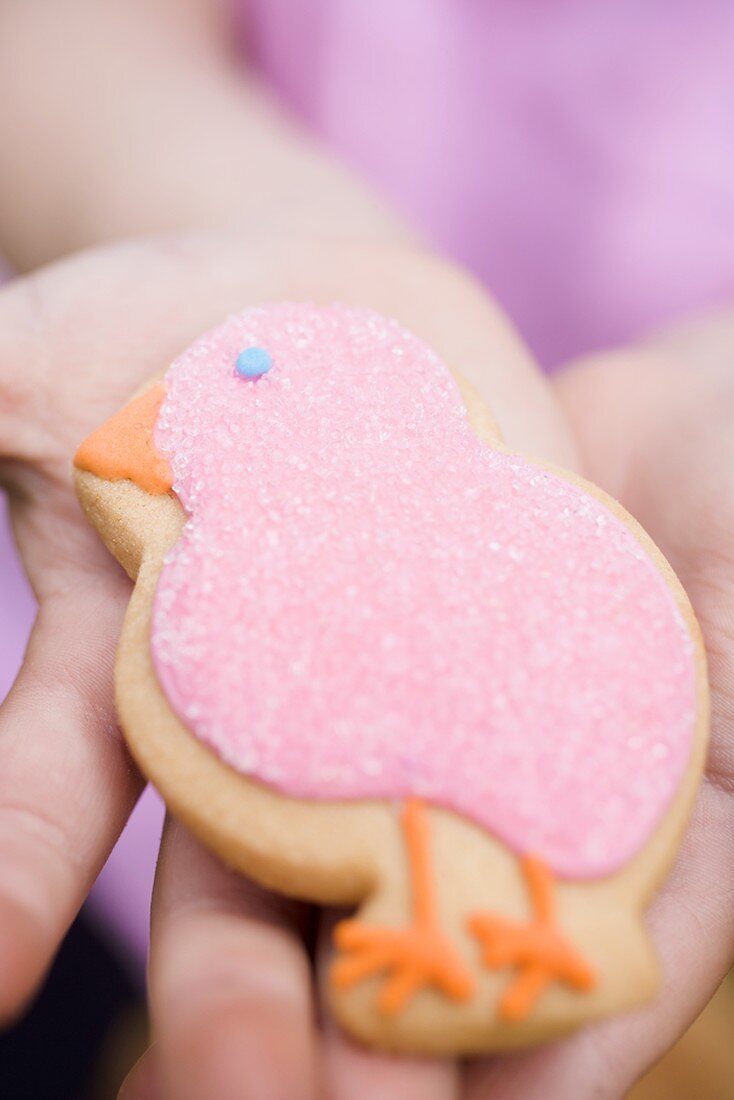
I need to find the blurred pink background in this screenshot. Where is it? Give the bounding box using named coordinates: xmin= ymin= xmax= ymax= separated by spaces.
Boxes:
xmin=2 ymin=1 xmax=733 ymax=962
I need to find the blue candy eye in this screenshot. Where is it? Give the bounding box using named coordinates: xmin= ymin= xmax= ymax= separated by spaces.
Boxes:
xmin=235 ymin=346 xmax=272 ymax=379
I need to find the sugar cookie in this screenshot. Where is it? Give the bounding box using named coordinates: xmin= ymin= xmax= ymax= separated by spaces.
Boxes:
xmin=74 ymin=304 xmax=708 ymax=1054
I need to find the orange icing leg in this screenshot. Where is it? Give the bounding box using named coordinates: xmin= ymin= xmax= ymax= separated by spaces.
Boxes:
xmin=331 ymin=799 xmax=475 ymax=1015
xmin=468 ymin=855 xmax=596 ymax=1022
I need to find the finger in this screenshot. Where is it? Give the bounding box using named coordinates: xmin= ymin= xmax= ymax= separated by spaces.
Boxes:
xmin=149 ymin=818 xmax=320 ymax=1100
xmin=0 ymin=567 xmax=142 ymax=1021
xmin=316 ymin=914 xmax=460 ymax=1100
xmin=321 ymin=1020 xmax=460 ymax=1100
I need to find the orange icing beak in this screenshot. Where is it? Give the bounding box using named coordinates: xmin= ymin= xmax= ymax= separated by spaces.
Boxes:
xmin=74 ymin=383 xmax=173 ymax=495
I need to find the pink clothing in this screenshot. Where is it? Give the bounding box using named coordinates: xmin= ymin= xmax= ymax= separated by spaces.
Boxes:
xmin=245 ymin=0 xmax=734 ymax=368
xmin=1 ymin=2 xmax=733 ymax=956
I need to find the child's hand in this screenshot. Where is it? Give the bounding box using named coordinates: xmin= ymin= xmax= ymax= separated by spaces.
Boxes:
xmin=2 ymin=235 xmax=732 ymax=1100
xmin=0 ymin=233 xmax=570 ymax=1100
xmin=3 ymin=234 xmax=732 ymax=1100
xmin=2 ymin=6 xmax=729 ymax=1099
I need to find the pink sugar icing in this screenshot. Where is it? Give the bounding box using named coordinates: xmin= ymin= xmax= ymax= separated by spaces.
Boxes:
xmin=151 ymin=305 xmax=697 ymax=880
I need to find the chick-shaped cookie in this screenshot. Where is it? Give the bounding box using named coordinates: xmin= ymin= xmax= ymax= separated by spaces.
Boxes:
xmin=74 ymin=304 xmax=707 ymax=1054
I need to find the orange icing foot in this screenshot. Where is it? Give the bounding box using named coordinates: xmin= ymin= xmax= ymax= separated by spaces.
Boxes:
xmin=332 ymin=919 xmax=474 ymax=1014
xmin=469 ymin=855 xmax=596 ymax=1022
xmin=331 ymin=799 xmax=474 ymax=1014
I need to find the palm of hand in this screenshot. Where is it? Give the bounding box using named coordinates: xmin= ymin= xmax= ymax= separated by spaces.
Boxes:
xmin=0 ymin=237 xmax=731 ymax=1100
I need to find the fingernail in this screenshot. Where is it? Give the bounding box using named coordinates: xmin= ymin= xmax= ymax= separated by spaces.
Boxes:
xmin=118 ymin=1046 xmax=158 ymax=1100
